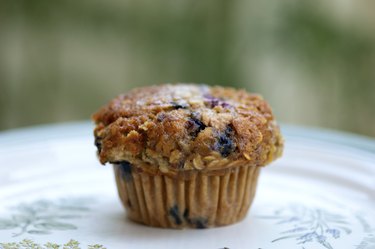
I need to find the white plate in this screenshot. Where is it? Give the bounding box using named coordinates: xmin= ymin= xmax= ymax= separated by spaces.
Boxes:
xmin=0 ymin=122 xmax=374 ymax=249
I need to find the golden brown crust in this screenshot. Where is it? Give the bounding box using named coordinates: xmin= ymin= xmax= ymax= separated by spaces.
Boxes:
xmin=92 ymin=84 xmax=283 ymax=174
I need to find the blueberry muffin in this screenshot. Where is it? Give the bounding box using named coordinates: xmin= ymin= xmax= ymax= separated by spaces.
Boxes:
xmin=92 ymin=84 xmax=283 ymax=228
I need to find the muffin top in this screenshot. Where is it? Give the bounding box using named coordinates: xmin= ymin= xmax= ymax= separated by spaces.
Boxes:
xmin=93 ymin=84 xmax=283 ymax=175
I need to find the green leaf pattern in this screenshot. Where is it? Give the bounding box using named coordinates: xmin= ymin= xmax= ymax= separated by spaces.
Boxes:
xmin=0 ymin=198 xmax=92 ymax=237
xmin=0 ymin=219 xmax=18 ymax=230
xmin=0 ymin=239 xmax=106 ymax=249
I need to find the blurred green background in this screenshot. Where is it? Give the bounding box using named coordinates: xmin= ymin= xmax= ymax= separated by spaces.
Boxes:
xmin=1 ymin=0 xmax=374 ymax=136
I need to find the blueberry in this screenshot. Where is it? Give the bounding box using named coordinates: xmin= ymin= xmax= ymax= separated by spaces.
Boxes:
xmin=182 ymin=208 xmax=207 ymax=228
xmin=116 ymin=161 xmax=133 ymax=181
xmin=220 ymin=102 xmax=231 ymax=108
xmin=127 ymin=199 xmax=132 ymax=208
xmin=203 ymin=94 xmax=221 ymax=108
xmin=176 ymin=160 xmax=185 ymax=169
xmin=215 ymin=126 xmax=236 ymax=157
xmin=94 ymin=136 xmax=102 ymax=153
xmin=183 ymin=208 xmax=190 ymax=221
xmin=185 ymin=112 xmax=206 ymax=138
xmin=169 ymin=205 xmax=183 ymax=225
xmin=208 ymin=98 xmax=220 ymax=108
xmin=170 ymin=101 xmax=188 ymax=109
xmin=217 ymin=135 xmax=234 ymax=157
xmin=203 ymin=94 xmax=231 ymax=109
xmin=193 ymin=218 xmax=208 ymax=229
xmin=157 ymin=112 xmax=166 ymax=122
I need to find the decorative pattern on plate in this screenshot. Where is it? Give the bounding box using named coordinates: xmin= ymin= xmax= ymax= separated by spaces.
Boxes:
xmin=356 ymin=235 xmax=375 ymax=249
xmin=0 ymin=198 xmax=93 ymax=237
xmin=0 ymin=239 xmax=106 ymax=249
xmin=355 ymin=214 xmax=375 ymax=249
xmin=257 ymin=205 xmax=352 ymax=249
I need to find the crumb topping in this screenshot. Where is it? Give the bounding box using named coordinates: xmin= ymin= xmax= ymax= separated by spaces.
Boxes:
xmin=92 ymin=84 xmax=283 ymax=174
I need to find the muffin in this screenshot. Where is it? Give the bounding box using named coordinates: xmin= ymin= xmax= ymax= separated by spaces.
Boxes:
xmin=92 ymin=84 xmax=283 ymax=228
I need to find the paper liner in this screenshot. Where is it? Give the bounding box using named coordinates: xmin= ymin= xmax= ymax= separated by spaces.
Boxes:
xmin=113 ymin=164 xmax=260 ymax=228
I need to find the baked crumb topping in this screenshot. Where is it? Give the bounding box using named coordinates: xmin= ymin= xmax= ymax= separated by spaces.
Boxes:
xmin=92 ymin=84 xmax=283 ymax=174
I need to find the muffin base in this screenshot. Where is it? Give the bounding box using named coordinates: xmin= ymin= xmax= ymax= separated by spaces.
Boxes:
xmin=114 ymin=164 xmax=260 ymax=228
